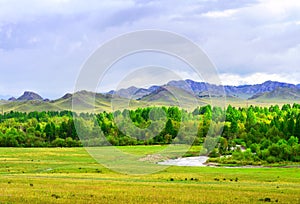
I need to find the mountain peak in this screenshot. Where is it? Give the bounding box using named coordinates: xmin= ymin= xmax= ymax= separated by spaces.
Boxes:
xmin=262 ymin=80 xmax=285 ymax=85
xmin=8 ymin=97 xmax=17 ymax=101
xmin=61 ymin=93 xmax=73 ymax=100
xmin=17 ymin=91 xmax=43 ymax=101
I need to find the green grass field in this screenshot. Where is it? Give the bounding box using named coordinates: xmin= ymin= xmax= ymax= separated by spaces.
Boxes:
xmin=1 ymin=147 xmax=300 ymax=203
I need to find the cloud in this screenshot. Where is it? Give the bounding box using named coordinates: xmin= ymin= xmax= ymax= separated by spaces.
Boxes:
xmin=201 ymin=9 xmax=238 ymax=18
xmin=190 ymin=1 xmax=300 ymax=75
xmin=0 ymin=0 xmax=300 ymax=98
xmin=220 ymin=72 xmax=300 ymax=86
xmin=0 ymin=0 xmax=134 ymax=23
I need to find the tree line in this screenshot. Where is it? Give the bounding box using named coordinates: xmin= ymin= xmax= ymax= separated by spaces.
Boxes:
xmin=210 ymin=104 xmax=300 ymax=164
xmin=0 ymin=104 xmax=299 ymax=163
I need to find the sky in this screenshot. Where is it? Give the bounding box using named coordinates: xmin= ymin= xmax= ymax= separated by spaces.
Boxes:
xmin=0 ymin=0 xmax=300 ymax=99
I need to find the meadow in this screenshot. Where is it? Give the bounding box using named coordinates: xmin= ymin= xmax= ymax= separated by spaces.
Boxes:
xmin=1 ymin=147 xmax=300 ymax=203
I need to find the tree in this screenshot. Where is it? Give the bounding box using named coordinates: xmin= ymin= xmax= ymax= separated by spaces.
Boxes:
xmin=288 ymin=136 xmax=299 ymax=146
xmin=245 ymin=108 xmax=257 ymax=131
xmin=167 ymin=107 xmax=181 ymax=122
xmin=230 ymin=120 xmax=238 ymax=135
xmin=164 ymin=119 xmax=176 ymax=138
xmin=164 ymin=134 xmax=172 ymax=144
xmin=44 ymin=122 xmax=56 ymax=142
xmin=287 ymin=118 xmax=295 ymax=137
xmin=294 ymin=114 xmax=300 ymax=140
xmin=218 ymin=137 xmax=228 ymax=155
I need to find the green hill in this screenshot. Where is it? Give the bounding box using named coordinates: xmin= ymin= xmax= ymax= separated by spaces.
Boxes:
xmin=0 ymin=91 xmax=112 ymax=113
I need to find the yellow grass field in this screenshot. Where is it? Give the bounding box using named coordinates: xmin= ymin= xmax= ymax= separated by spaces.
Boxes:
xmin=1 ymin=147 xmax=300 ymax=203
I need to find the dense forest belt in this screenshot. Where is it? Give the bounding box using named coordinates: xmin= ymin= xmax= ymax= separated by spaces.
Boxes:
xmin=0 ymin=104 xmax=299 ymax=164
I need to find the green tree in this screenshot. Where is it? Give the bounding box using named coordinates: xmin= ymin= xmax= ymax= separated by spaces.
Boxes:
xmin=44 ymin=122 xmax=56 ymax=142
xmin=294 ymin=114 xmax=300 ymax=140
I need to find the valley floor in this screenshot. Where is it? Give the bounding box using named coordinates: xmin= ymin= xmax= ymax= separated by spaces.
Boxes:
xmin=0 ymin=147 xmax=300 ymax=203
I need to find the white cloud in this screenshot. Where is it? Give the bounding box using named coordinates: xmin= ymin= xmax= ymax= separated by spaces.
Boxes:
xmin=0 ymin=0 xmax=135 ymax=25
xmin=0 ymin=0 xmax=300 ymax=97
xmin=220 ymin=72 xmax=300 ymax=86
xmin=256 ymin=0 xmax=300 ymax=15
xmin=28 ymin=37 xmax=40 ymax=44
xmin=201 ymin=9 xmax=238 ymax=18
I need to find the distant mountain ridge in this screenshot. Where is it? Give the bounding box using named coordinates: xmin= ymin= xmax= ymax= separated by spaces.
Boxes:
xmin=1 ymin=80 xmax=300 ymax=113
xmin=225 ymin=81 xmax=298 ymax=97
xmin=4 ymin=80 xmax=300 ymax=102
xmin=249 ymin=87 xmax=300 ymax=101
xmin=111 ymin=80 xmax=300 ymax=101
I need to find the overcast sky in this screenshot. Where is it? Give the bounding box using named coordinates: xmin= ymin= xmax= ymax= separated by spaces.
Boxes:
xmin=0 ymin=0 xmax=300 ymax=99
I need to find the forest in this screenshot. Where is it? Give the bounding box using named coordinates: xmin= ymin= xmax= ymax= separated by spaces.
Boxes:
xmin=0 ymin=104 xmax=299 ymax=164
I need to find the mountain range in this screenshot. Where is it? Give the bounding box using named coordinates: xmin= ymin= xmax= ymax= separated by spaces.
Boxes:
xmin=1 ymin=80 xmax=300 ymax=112
xmin=108 ymin=80 xmax=300 ymax=101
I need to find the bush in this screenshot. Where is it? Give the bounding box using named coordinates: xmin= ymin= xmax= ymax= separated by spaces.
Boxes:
xmin=208 ymin=149 xmax=220 ymax=158
xmin=51 ymin=138 xmax=65 ymax=147
xmin=266 ymin=156 xmax=277 ymax=163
